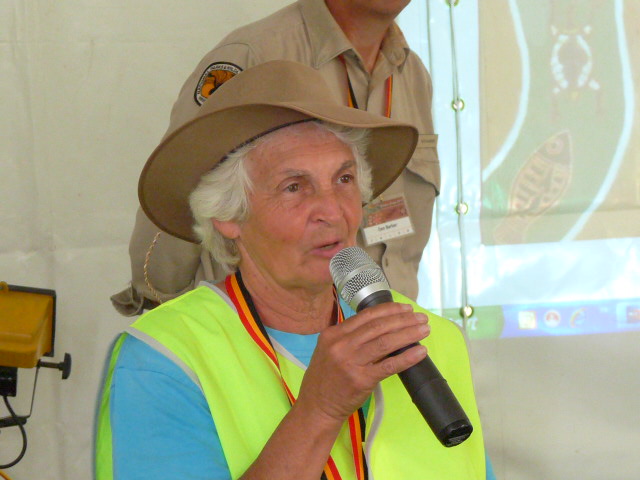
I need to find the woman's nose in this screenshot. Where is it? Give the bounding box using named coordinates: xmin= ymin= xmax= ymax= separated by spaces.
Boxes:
xmin=311 ymin=188 xmax=344 ymax=224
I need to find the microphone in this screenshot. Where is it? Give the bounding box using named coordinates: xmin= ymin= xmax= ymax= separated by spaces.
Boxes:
xmin=330 ymin=246 xmax=473 ymax=447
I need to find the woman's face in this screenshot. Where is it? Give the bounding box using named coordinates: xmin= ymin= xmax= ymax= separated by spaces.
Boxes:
xmin=226 ymin=124 xmax=363 ymax=292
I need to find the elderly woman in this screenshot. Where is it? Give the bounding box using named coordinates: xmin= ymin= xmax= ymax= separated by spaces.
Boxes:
xmin=96 ymin=60 xmax=486 ymax=479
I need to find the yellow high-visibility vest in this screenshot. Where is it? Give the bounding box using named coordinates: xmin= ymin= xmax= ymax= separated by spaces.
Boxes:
xmin=97 ymin=285 xmax=486 ymax=479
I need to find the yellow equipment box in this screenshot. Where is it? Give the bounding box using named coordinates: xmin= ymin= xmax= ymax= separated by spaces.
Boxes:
xmin=0 ymin=282 xmax=55 ymax=368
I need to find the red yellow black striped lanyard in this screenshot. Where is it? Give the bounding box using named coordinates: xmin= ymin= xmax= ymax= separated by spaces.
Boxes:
xmin=225 ymin=272 xmax=368 ymax=480
xmin=339 ymin=55 xmax=393 ymax=117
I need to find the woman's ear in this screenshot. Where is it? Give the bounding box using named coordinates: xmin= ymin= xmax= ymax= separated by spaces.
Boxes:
xmin=212 ymin=218 xmax=241 ymax=240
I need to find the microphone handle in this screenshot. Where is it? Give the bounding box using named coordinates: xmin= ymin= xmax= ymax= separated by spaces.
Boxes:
xmin=356 ymin=292 xmax=473 ymax=447
xmin=397 ymin=353 xmax=473 ymax=447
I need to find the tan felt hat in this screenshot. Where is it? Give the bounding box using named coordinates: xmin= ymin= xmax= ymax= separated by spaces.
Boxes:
xmin=139 ymin=60 xmax=418 ymax=243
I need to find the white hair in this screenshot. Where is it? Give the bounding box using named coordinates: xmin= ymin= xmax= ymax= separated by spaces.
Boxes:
xmin=189 ymin=120 xmax=372 ymax=271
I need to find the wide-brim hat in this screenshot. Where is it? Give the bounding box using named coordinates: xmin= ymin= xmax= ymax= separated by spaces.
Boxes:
xmin=139 ymin=59 xmax=418 ymax=243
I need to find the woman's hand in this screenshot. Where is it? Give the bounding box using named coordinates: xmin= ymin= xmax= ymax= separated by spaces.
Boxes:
xmin=296 ymin=302 xmax=430 ymax=425
xmin=240 ymin=303 xmax=429 ymax=480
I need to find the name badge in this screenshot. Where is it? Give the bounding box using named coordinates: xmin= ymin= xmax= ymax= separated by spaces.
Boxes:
xmin=361 ymin=195 xmax=415 ymax=246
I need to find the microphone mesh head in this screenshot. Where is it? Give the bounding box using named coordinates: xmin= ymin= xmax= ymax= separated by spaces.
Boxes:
xmin=330 ymin=246 xmax=389 ymax=304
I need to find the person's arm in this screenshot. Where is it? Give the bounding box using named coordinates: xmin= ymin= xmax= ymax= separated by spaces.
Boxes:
xmin=109 ymin=335 xmax=232 ymax=479
xmin=239 ymin=302 xmax=430 ymax=479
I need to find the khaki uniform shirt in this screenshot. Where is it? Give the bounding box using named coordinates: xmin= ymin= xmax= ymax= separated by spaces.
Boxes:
xmin=112 ymin=0 xmax=440 ymax=315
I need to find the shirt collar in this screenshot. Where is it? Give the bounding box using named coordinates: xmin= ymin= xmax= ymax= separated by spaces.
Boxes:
xmin=298 ymin=0 xmax=410 ymax=70
xmin=380 ymin=23 xmax=411 ymax=70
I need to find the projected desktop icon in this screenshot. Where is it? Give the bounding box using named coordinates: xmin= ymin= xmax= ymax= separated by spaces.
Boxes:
xmin=543 ymin=310 xmax=561 ymax=328
xmin=569 ymin=308 xmax=586 ymax=328
xmin=616 ymin=303 xmax=640 ymax=328
xmin=518 ymin=310 xmax=537 ymax=330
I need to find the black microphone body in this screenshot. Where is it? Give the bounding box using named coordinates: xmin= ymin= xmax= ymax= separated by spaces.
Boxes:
xmin=330 ymin=247 xmax=473 ymax=447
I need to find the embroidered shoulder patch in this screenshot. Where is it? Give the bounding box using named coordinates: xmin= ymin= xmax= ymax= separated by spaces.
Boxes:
xmin=194 ymin=62 xmax=242 ymax=105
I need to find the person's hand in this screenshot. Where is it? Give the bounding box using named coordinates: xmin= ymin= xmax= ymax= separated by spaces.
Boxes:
xmin=295 ymin=302 xmax=429 ymax=426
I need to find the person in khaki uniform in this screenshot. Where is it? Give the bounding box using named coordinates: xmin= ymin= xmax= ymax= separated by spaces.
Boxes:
xmin=112 ymin=0 xmax=439 ymax=315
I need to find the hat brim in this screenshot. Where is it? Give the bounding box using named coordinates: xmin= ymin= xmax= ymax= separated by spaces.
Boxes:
xmin=139 ymin=65 xmax=418 ymax=244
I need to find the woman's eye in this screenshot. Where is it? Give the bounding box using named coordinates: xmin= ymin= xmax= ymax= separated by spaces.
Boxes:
xmin=339 ymin=174 xmax=354 ymax=183
xmin=285 ymin=183 xmax=300 ymax=193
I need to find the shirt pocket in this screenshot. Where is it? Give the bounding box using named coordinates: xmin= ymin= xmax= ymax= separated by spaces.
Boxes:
xmin=407 ymin=133 xmax=440 ymax=193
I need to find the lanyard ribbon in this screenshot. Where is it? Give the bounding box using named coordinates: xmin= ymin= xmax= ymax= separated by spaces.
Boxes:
xmin=339 ymin=55 xmax=393 ymax=118
xmin=225 ymin=272 xmax=368 ymax=480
